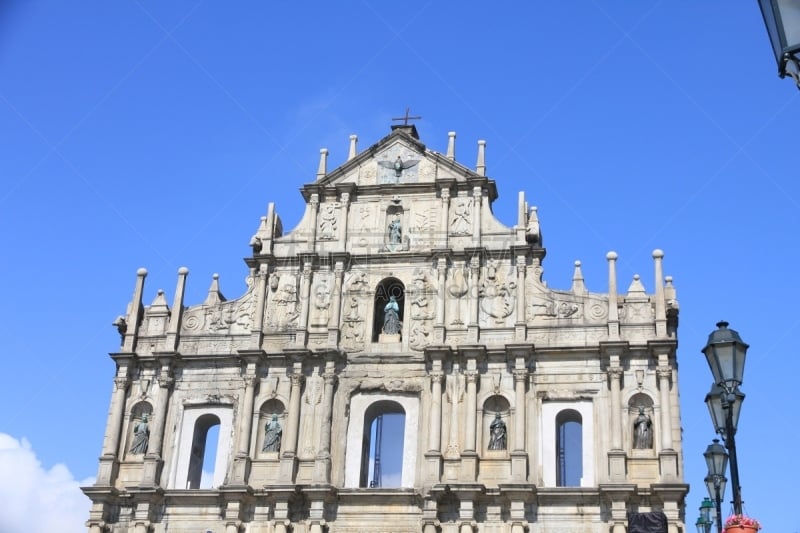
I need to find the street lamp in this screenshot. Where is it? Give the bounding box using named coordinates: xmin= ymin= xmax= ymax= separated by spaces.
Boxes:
xmin=696 ymin=498 xmax=714 ymax=533
xmin=704 ymin=439 xmax=728 ymax=533
xmin=758 ymin=0 xmax=800 ymax=88
xmin=701 ymin=321 xmax=748 ymax=516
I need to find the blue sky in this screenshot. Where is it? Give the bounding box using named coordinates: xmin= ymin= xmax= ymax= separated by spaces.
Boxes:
xmin=1 ymin=1 xmax=797 ymax=531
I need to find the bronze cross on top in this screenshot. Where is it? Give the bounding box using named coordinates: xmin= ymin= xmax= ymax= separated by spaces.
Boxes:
xmin=391 ymin=107 xmax=421 ymax=126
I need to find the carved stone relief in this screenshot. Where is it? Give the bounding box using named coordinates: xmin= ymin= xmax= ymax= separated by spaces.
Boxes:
xmin=180 ymin=276 xmax=256 ymax=334
xmin=450 ymin=198 xmax=472 ymax=235
xmin=265 ymin=274 xmax=299 ymax=329
xmin=341 ymin=272 xmax=367 ymax=352
xmin=480 ymin=260 xmax=516 ymax=325
xmin=310 ymin=275 xmax=331 ymax=327
xmin=376 ymin=145 xmax=420 ymax=184
xmin=447 ymin=262 xmax=469 ymax=326
xmin=409 ymin=268 xmax=434 ymax=351
xmin=318 ymin=203 xmax=339 ymax=240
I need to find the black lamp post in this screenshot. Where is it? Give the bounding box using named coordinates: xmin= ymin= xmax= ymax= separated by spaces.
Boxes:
xmin=702 ymin=321 xmax=748 ymax=516
xmin=704 ymin=439 xmax=729 ymax=533
xmin=758 ymin=0 xmax=800 ymax=88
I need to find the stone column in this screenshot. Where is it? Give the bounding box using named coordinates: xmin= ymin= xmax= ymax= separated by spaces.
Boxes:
xmin=338 ymin=191 xmax=351 ymax=250
xmin=250 ymin=265 xmax=269 ymax=346
xmin=515 ymin=256 xmax=526 ymax=341
xmin=327 ymin=261 xmax=345 ymax=345
xmin=445 ymin=369 xmax=461 ymax=459
xmin=97 ymin=371 xmax=130 ymax=485
xmin=435 ymin=257 xmax=447 ymax=327
xmin=609 ymin=367 xmax=623 ymax=450
xmin=513 ymin=370 xmax=526 ymax=452
xmin=658 ymin=367 xmax=673 ymax=451
xmin=141 ymin=360 xmax=173 ymax=486
xmin=230 ymin=373 xmax=258 ymax=485
xmin=314 ymin=364 xmax=337 ymax=483
xmin=440 ymin=187 xmax=451 ymax=247
xmin=468 ymin=255 xmax=480 ymax=342
xmin=464 ymin=370 xmax=478 ymax=452
xmin=237 ymin=376 xmax=258 ymax=456
xmin=471 ymin=186 xmax=482 ymax=244
xmin=102 ymin=376 xmax=129 ymax=456
xmin=308 ymin=193 xmax=319 ymax=247
xmin=296 ymin=263 xmax=312 ymax=346
xmin=280 ymin=366 xmax=304 ymax=481
xmin=428 ymin=372 xmax=444 ymax=452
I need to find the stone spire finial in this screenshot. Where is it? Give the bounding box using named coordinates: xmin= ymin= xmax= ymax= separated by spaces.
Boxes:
xmin=652 ymin=249 xmax=666 ymax=335
xmin=446 ymin=131 xmax=456 ymax=160
xmin=164 ymin=267 xmax=189 ymax=350
xmin=571 ymin=260 xmax=587 ymax=294
xmin=122 ymin=268 xmax=148 ymax=351
xmin=606 ymin=251 xmax=619 ymax=339
xmin=348 ymin=135 xmax=358 ymax=160
xmin=203 ymin=273 xmax=226 ymax=305
xmin=316 ymin=148 xmax=328 ymax=180
xmin=626 ymin=274 xmax=647 ymax=296
xmin=476 ymin=140 xmax=486 ymax=176
xmin=150 ymin=289 xmax=169 ymax=311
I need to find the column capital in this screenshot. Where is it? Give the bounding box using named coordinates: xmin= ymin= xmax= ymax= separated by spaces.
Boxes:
xmin=656 ymin=367 xmax=672 ymax=380
xmin=157 ymin=375 xmax=174 ymax=389
xmin=290 ymin=373 xmax=305 ymax=387
xmin=464 ymin=370 xmax=479 ymax=384
xmin=113 ymin=376 xmax=130 ymax=390
xmin=512 ymin=369 xmax=528 ymax=382
xmin=323 ymin=372 xmax=337 ymax=385
xmin=429 ymin=371 xmax=444 ymax=384
xmin=607 ymin=367 xmax=624 ymax=380
xmin=243 ymin=375 xmax=258 ymax=388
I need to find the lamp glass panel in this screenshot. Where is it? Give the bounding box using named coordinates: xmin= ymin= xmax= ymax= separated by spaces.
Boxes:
xmin=761 ymin=0 xmax=785 ymax=62
xmin=705 ymin=387 xmax=726 ymax=434
xmin=777 ymin=0 xmax=800 ymax=50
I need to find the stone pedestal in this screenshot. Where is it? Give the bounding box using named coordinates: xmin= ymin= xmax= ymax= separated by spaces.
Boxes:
xmin=608 ymin=450 xmax=627 ymax=482
xmin=510 ymin=451 xmax=527 ymax=482
xmin=461 ymin=451 xmax=478 ymax=482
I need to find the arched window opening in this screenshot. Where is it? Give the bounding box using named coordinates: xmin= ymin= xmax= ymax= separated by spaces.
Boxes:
xmin=372 ymin=278 xmax=405 ymax=342
xmin=187 ymin=413 xmax=221 ymax=489
xmin=359 ymin=400 xmax=405 ymax=488
xmin=556 ymin=409 xmax=582 ymax=487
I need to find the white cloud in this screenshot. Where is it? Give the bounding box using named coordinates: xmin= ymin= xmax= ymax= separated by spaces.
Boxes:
xmin=0 ymin=433 xmax=93 ymax=533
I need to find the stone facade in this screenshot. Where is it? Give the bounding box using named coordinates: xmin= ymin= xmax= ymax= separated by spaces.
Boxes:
xmin=84 ymin=124 xmax=687 ymax=532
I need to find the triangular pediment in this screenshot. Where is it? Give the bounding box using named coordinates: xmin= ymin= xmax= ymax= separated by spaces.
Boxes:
xmin=315 ymin=127 xmax=482 ymax=189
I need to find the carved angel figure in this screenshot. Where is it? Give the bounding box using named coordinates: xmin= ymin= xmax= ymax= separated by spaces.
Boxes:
xmin=379 ymin=156 xmax=419 ymax=178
